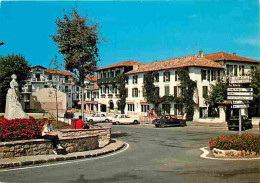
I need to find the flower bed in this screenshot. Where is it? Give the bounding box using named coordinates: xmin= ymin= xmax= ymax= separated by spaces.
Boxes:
xmin=0 ymin=117 xmax=49 ymax=142
xmin=209 ymin=134 xmax=260 ymax=156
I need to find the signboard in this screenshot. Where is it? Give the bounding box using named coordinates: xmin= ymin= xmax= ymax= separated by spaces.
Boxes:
xmin=230 ymin=76 xmax=251 ymax=84
xmin=227 ymin=88 xmax=253 ymax=92
xmin=232 ymin=104 xmax=249 ymax=109
xmin=232 ymin=100 xmax=249 ymax=104
xmin=227 ymin=96 xmax=253 ymax=100
xmin=227 ymin=92 xmax=253 ymax=96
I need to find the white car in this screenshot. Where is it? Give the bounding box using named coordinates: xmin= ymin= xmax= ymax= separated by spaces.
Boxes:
xmin=112 ymin=114 xmax=140 ymax=125
xmin=86 ymin=113 xmax=111 ymax=123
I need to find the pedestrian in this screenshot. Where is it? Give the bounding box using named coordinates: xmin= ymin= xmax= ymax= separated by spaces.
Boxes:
xmin=41 ymin=120 xmax=63 ymax=155
xmin=76 ymin=116 xmax=84 ymax=129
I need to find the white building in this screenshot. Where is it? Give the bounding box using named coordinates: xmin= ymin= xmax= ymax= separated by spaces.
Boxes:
xmin=124 ymin=51 xmax=259 ymax=122
xmin=96 ymin=61 xmax=143 ymax=113
xmin=84 ymin=75 xmax=99 ymax=113
xmin=21 ymin=65 xmax=79 ymax=111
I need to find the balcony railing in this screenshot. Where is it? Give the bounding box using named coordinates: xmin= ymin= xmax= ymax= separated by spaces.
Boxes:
xmin=31 ymin=78 xmax=46 ymax=82
xmin=97 ymin=77 xmax=116 ymax=85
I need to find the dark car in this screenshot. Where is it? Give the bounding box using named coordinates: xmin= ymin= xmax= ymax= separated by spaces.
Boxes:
xmin=227 ymin=116 xmax=252 ymax=131
xmin=153 ymin=115 xmax=186 ymax=128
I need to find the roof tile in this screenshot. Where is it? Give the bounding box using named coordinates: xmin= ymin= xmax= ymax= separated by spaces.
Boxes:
xmin=97 ymin=61 xmax=143 ymax=71
xmin=204 ymin=52 xmax=259 ymax=63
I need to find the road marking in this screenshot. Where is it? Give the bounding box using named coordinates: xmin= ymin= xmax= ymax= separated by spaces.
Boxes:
xmin=0 ymin=143 xmax=129 ymax=173
xmin=200 ymin=147 xmax=260 ymax=161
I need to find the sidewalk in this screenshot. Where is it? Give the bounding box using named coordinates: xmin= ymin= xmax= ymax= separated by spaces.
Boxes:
xmin=0 ymin=140 xmax=125 ymax=169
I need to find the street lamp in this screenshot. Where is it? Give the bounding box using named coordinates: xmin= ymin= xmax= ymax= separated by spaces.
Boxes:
xmin=0 ymin=41 xmax=4 ymax=46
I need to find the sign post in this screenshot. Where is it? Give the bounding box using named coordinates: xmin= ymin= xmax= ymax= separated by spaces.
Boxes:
xmin=227 ymin=76 xmax=253 ymax=136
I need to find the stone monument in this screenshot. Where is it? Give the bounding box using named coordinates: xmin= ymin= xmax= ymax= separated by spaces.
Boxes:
xmin=4 ymin=74 xmax=29 ymax=119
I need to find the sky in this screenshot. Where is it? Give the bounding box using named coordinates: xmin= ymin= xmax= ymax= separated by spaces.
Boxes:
xmin=0 ymin=0 xmax=259 ymax=69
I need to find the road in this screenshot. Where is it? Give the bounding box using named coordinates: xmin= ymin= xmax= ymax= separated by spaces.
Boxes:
xmin=0 ymin=124 xmax=259 ymax=183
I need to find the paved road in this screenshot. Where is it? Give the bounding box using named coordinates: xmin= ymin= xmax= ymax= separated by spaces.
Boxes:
xmin=0 ymin=125 xmax=259 ymax=183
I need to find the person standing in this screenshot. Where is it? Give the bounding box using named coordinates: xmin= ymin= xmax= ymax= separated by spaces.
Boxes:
xmin=76 ymin=116 xmax=84 ymax=129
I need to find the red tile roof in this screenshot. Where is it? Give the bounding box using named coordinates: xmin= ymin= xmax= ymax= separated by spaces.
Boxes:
xmin=97 ymin=61 xmax=143 ymax=71
xmin=44 ymin=69 xmax=74 ymax=76
xmin=125 ymin=55 xmax=224 ymax=75
xmin=204 ymin=52 xmax=259 ymax=63
xmin=86 ymin=75 xmax=98 ymax=82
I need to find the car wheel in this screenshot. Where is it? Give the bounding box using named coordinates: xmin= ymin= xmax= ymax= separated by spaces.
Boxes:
xmin=105 ymin=119 xmax=109 ymax=123
xmin=155 ymin=124 xmax=159 ymax=128
xmin=133 ymin=120 xmax=139 ymax=124
xmin=89 ymin=119 xmax=93 ymax=124
xmin=115 ymin=121 xmax=120 ymax=125
xmin=160 ymin=123 xmax=165 ymax=128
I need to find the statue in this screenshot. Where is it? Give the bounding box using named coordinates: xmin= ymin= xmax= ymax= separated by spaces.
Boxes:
xmin=4 ymin=74 xmax=29 ymax=119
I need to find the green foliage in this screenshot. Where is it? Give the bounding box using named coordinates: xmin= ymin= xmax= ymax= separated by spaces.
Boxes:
xmin=143 ymin=72 xmax=156 ymax=104
xmin=52 ymin=8 xmax=101 ymax=85
xmin=205 ymin=77 xmax=229 ymax=107
xmin=177 ymin=68 xmax=197 ymax=121
xmin=115 ymin=74 xmax=126 ymax=114
xmin=0 ymin=54 xmax=31 ymax=94
xmin=250 ymin=66 xmax=260 ymax=116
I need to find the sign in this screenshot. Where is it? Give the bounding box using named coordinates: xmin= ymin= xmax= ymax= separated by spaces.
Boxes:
xmin=227 ymin=88 xmax=253 ymax=92
xmin=227 ymin=96 xmax=253 ymax=100
xmin=227 ymin=92 xmax=253 ymax=96
xmin=232 ymin=100 xmax=249 ymax=104
xmin=232 ymin=104 xmax=249 ymax=109
xmin=230 ymin=76 xmax=251 ymax=84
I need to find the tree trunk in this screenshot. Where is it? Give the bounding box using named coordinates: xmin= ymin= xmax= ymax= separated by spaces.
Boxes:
xmin=56 ymin=87 xmax=59 ymax=128
xmin=81 ymin=85 xmax=85 ymax=121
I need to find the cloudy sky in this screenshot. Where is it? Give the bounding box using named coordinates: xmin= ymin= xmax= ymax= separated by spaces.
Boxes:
xmin=0 ymin=0 xmax=259 ymax=68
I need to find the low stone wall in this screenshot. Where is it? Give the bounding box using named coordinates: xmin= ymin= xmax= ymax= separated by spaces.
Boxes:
xmin=212 ymin=148 xmax=259 ymax=158
xmin=0 ymin=135 xmax=98 ymax=159
xmin=59 ymin=128 xmax=111 ymax=147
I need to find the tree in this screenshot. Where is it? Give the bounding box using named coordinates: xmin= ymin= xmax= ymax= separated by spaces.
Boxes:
xmin=177 ymin=68 xmax=197 ymax=121
xmin=205 ymin=77 xmax=229 ymax=107
xmin=143 ymin=72 xmax=156 ymax=105
xmin=0 ymin=54 xmax=31 ymax=112
xmin=250 ymin=66 xmax=260 ymax=117
xmin=52 ymin=9 xmax=101 ymax=120
xmin=115 ymin=74 xmax=126 ymax=114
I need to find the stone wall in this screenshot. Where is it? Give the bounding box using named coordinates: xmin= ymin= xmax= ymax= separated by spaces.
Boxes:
xmin=59 ymin=128 xmax=111 ymax=147
xmin=0 ymin=135 xmax=98 ymax=159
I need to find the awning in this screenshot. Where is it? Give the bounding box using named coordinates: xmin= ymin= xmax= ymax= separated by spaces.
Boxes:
xmin=77 ymin=101 xmax=87 ymax=105
xmin=126 ymin=100 xmax=135 ymax=104
xmin=140 ymin=100 xmax=148 ymax=105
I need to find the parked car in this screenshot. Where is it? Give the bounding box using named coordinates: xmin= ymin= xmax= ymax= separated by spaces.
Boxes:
xmin=227 ymin=115 xmax=252 ymax=131
xmin=153 ymin=115 xmax=186 ymax=128
xmin=86 ymin=113 xmax=111 ymax=123
xmin=112 ymin=114 xmax=140 ymax=125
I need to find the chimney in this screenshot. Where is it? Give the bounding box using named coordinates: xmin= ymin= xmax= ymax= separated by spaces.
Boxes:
xmin=133 ymin=65 xmax=139 ymax=71
xmin=233 ymin=52 xmax=236 ymax=56
xmin=198 ymin=50 xmax=203 ymax=58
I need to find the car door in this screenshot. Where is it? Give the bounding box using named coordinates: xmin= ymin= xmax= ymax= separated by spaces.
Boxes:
xmin=95 ymin=114 xmax=100 ymax=122
xmin=100 ymin=114 xmax=106 ymax=122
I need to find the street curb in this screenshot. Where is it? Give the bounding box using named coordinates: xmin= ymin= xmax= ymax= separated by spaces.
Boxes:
xmin=0 ymin=140 xmax=125 ymax=169
xmin=200 ymin=147 xmax=260 ymax=161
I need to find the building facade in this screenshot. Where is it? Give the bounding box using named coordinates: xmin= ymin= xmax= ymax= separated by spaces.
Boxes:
xmin=21 ymin=65 xmax=78 ymax=111
xmin=96 ymin=51 xmax=259 ymax=122
xmin=96 ymin=61 xmax=143 ymax=113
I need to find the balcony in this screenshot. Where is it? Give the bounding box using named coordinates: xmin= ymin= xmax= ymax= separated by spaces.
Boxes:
xmin=97 ymin=77 xmax=116 ymax=85
xmin=62 ymin=80 xmax=72 ymax=85
xmin=31 ymin=78 xmax=46 ymax=82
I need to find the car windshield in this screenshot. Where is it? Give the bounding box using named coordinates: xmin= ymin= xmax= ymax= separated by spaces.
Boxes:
xmin=92 ymin=114 xmax=96 ymax=117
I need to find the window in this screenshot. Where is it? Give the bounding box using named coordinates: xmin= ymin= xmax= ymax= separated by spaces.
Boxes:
xmin=103 ymin=73 xmax=107 ymax=78
xmin=201 ymin=70 xmax=207 ymax=81
xmin=234 ymin=65 xmax=238 ymax=76
xmin=207 ymin=70 xmax=210 ymax=81
xmin=142 ymin=87 xmax=146 ymax=97
xmin=125 ymin=89 xmax=128 ymax=97
xmin=211 ymin=70 xmax=216 ymax=81
xmin=174 ymin=86 xmax=178 ymax=98
xmin=65 ymin=86 xmax=69 ymax=93
xmin=132 ymin=88 xmax=138 ymax=97
xmin=125 ymin=77 xmax=129 ymax=84
xmin=199 ymin=107 xmax=207 ymax=118
xmin=242 ymin=66 xmax=245 ymax=75
xmin=251 ymin=66 xmax=256 ymax=71
xmin=165 ymin=86 xmax=169 ymax=96
xmin=133 ymin=75 xmax=138 ymax=84
xmin=87 ymin=92 xmax=90 ymax=98
xmin=110 ymin=71 xmax=114 ymax=77
xmin=141 ymin=105 xmax=150 ymax=112
xmin=228 ymin=65 xmax=233 ymax=75
xmin=44 ymin=85 xmax=48 ymax=88
xmin=203 ymin=86 xmax=208 ymax=98
xmin=163 ymin=71 xmax=170 ymax=82
xmin=155 ymin=87 xmax=160 ymax=97
xmin=48 ymin=75 xmax=52 ymax=81
xmin=175 ymin=71 xmax=180 ymax=81
xmin=127 ymin=104 xmax=135 ymax=111
xmin=154 ymin=73 xmax=159 ymax=82
xmin=217 ymin=70 xmax=221 ymax=77
xmin=162 ymin=103 xmax=171 ymax=115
